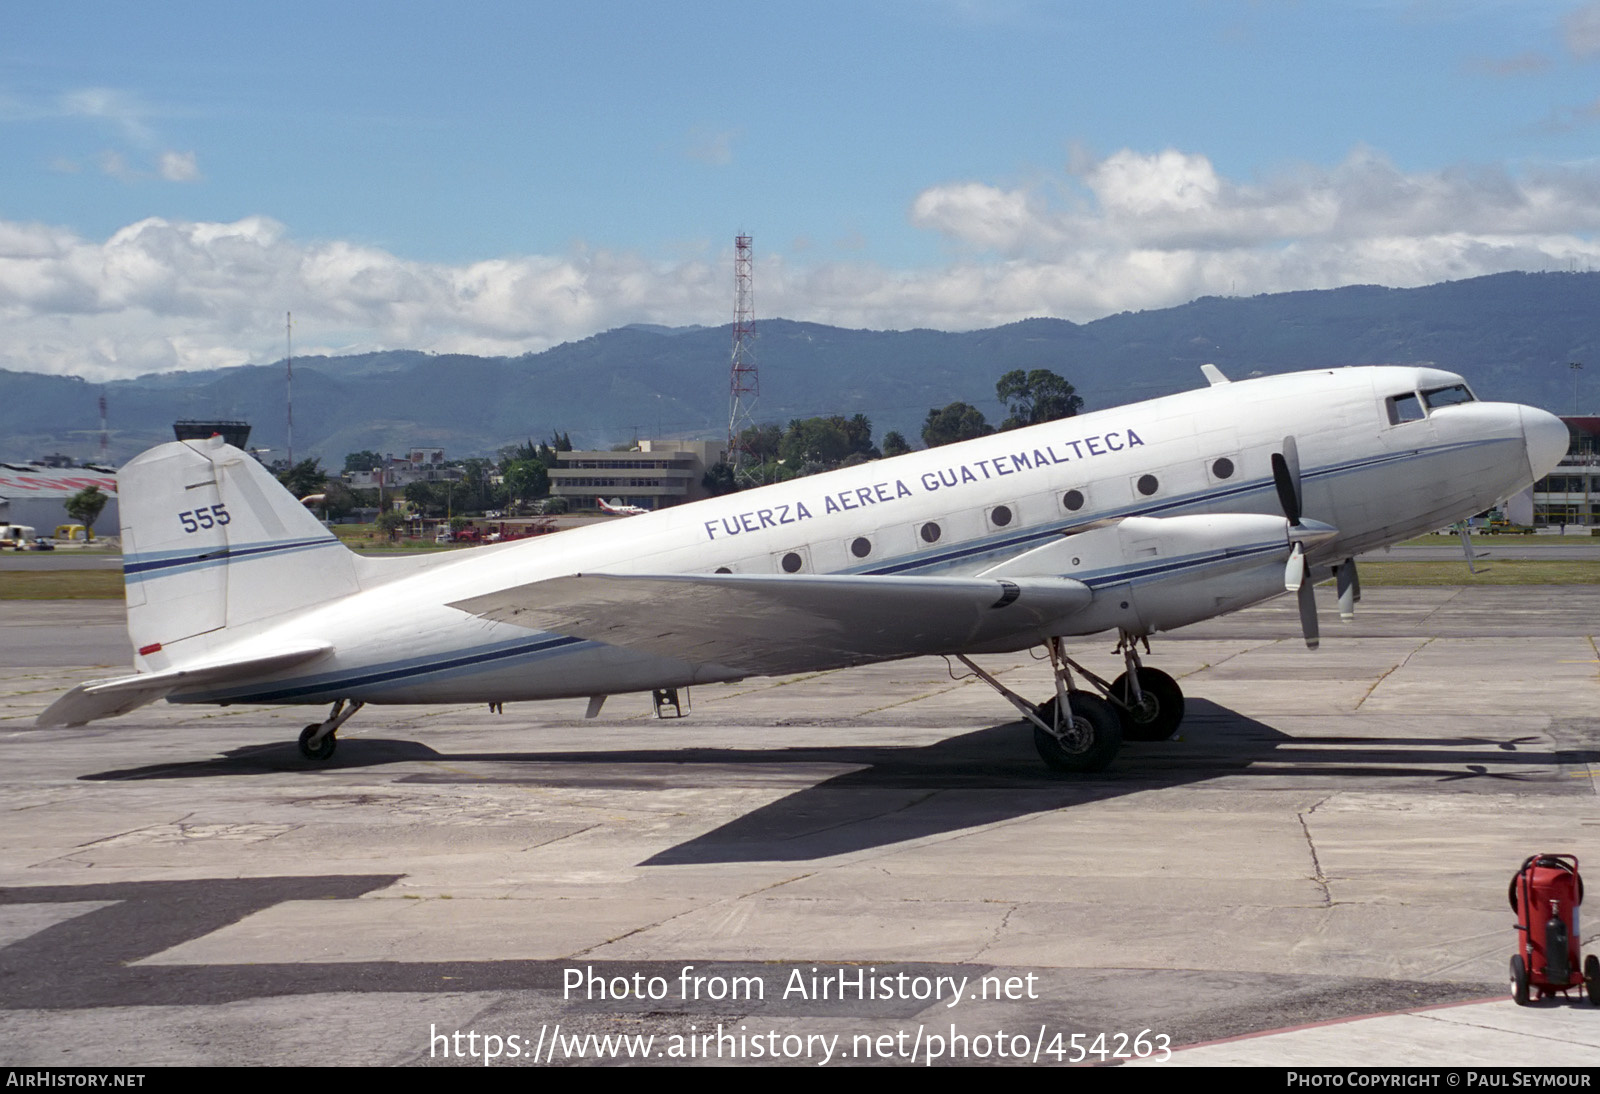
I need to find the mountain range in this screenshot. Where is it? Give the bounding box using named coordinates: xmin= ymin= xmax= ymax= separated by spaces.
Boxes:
xmin=4 ymin=270 xmax=1597 ymax=466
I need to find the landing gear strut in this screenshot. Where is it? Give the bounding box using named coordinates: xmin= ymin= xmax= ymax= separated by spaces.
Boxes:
xmin=1108 ymin=635 xmax=1185 ymax=742
xmin=298 ymin=698 xmax=364 ymax=761
xmin=957 ymin=638 xmax=1122 ymax=773
xmin=956 ymin=631 xmax=1187 ymax=773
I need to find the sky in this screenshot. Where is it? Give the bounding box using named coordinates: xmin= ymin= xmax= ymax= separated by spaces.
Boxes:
xmin=4 ymin=0 xmax=1600 ymax=382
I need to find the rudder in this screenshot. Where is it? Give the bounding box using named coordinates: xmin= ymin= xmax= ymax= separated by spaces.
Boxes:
xmin=119 ymin=437 xmax=361 ymax=668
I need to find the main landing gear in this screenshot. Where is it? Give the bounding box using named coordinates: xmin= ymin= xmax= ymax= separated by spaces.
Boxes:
xmin=955 ymin=632 xmax=1186 ymax=773
xmin=298 ymin=698 xmax=364 ymax=761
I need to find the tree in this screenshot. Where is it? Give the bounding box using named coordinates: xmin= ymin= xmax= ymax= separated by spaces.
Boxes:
xmin=343 ymin=450 xmax=384 ymax=474
xmin=536 ymin=431 xmax=572 ymax=467
xmin=278 ymin=458 xmax=327 ymax=498
xmin=374 ymin=510 xmax=405 ymax=542
xmin=503 ymin=458 xmax=549 ymax=503
xmin=702 ymin=461 xmax=739 ymax=496
xmin=780 ymin=417 xmax=853 ymax=468
xmin=922 ymin=403 xmax=993 ymax=448
xmin=843 ymin=414 xmax=879 ymax=460
xmin=735 ymin=423 xmax=783 ymax=465
xmin=996 ymin=368 xmax=1083 ymax=431
xmin=403 ymin=481 xmax=439 ymax=516
xmin=881 ymin=431 xmax=913 ymax=458
xmin=459 ymin=458 xmax=494 ymax=513
xmin=65 ymin=485 xmax=109 ymax=542
xmin=321 ymin=481 xmax=359 ymax=520
xmin=777 ymin=415 xmax=880 ymax=472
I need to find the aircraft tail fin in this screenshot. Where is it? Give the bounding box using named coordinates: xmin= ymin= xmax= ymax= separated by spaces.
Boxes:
xmin=119 ymin=437 xmax=362 ymax=667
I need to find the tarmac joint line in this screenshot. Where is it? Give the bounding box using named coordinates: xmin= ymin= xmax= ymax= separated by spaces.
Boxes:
xmin=1354 ymin=637 xmax=1433 ymax=710
xmin=1296 ymin=795 xmax=1334 ymax=908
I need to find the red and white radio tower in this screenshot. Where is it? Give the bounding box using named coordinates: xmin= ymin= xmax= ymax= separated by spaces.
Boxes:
xmin=728 ymin=234 xmax=758 ymax=473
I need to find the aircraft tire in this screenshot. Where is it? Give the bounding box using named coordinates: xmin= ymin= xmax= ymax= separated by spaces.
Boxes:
xmin=298 ymin=724 xmax=338 ymax=762
xmin=1032 ymin=692 xmax=1122 ymax=773
xmin=1110 ymin=667 xmax=1185 ymax=741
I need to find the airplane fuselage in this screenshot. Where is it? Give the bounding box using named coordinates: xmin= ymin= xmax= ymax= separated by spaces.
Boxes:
xmin=153 ymin=365 xmax=1562 ymax=709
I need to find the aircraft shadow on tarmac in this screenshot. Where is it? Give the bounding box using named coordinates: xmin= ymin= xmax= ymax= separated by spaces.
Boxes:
xmin=78 ymin=700 xmax=1600 ymax=866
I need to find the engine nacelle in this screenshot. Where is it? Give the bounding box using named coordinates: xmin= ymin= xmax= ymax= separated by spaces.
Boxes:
xmin=980 ymin=514 xmax=1317 ymax=636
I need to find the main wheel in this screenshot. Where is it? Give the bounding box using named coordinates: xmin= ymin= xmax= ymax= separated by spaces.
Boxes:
xmin=1511 ymin=954 xmax=1531 ymax=1006
xmin=1032 ymin=692 xmax=1123 ymax=773
xmin=298 ymin=724 xmax=338 ymax=761
xmin=1585 ymin=955 xmax=1599 ymax=1007
xmin=1109 ymin=667 xmax=1185 ymax=741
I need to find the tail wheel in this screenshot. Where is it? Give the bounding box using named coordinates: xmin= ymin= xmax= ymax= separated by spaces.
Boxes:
xmin=1511 ymin=954 xmax=1531 ymax=1006
xmin=1032 ymin=692 xmax=1122 ymax=773
xmin=1109 ymin=667 xmax=1185 ymax=741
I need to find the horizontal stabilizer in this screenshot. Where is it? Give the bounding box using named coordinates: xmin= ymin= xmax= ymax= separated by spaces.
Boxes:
xmin=35 ymin=641 xmax=333 ymax=728
xmin=448 ymin=572 xmax=1092 ymax=676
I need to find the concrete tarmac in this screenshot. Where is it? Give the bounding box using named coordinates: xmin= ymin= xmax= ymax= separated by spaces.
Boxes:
xmin=1 ymin=590 xmax=1598 ymax=1067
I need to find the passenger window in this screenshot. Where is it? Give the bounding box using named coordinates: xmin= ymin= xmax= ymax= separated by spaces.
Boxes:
xmin=1386 ymin=393 xmax=1425 ymax=424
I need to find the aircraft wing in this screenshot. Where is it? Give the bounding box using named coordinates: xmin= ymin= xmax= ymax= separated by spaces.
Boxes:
xmin=35 ymin=641 xmax=334 ymax=727
xmin=448 ymin=572 xmax=1092 ymax=676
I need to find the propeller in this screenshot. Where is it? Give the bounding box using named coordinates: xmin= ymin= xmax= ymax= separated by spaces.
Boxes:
xmin=1271 ymin=435 xmax=1335 ymax=650
xmin=1270 ymin=436 xmax=1302 ymax=525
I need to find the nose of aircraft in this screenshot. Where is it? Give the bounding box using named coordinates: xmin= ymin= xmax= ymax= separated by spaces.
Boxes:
xmin=1522 ymin=406 xmax=1570 ymax=481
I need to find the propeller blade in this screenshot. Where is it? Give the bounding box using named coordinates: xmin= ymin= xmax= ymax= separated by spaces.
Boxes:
xmin=1298 ymin=577 xmax=1320 ymax=649
xmin=1285 ymin=542 xmax=1304 ymax=591
xmin=1271 ymin=435 xmax=1303 ymax=526
xmin=1336 ymin=559 xmax=1358 ymax=621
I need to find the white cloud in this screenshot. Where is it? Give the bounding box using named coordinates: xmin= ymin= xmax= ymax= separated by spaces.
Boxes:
xmin=59 ymin=87 xmax=157 ymax=144
xmin=1564 ymin=1 xmax=1600 ymax=57
xmin=0 ymin=215 xmax=726 ymax=381
xmin=895 ymin=148 xmax=1600 ymax=319
xmin=97 ymin=149 xmax=137 ymax=183
xmin=7 ymin=87 xmax=201 ymax=184
xmin=158 ymin=150 xmax=201 ymax=182
xmin=913 ymin=148 xmax=1600 ymax=256
xmin=685 ymin=127 xmax=739 ymax=166
xmin=5 ymin=147 xmax=1600 ymax=381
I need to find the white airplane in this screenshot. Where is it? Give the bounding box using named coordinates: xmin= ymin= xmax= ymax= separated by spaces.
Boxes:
xmin=597 ymin=497 xmax=650 ymax=516
xmin=38 ymin=364 xmax=1567 ymax=773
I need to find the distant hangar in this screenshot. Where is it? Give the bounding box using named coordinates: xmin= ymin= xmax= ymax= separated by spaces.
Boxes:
xmin=0 ymin=463 xmax=119 ymax=536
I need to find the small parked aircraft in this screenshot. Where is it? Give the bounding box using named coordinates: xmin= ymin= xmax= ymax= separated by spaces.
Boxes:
xmin=597 ymin=497 xmax=650 ymax=516
xmin=38 ymin=364 xmax=1567 ymax=772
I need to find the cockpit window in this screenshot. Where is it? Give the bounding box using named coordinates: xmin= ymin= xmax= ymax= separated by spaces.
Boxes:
xmin=1386 ymin=393 xmax=1425 ymax=424
xmin=1421 ymin=384 xmax=1475 ymax=409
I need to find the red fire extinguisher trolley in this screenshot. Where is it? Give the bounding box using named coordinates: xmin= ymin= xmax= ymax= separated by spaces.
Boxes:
xmin=1508 ymin=853 xmax=1599 ymax=1005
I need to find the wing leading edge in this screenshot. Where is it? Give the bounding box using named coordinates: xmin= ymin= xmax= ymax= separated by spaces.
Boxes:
xmin=448 ymin=572 xmax=1093 ymax=676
